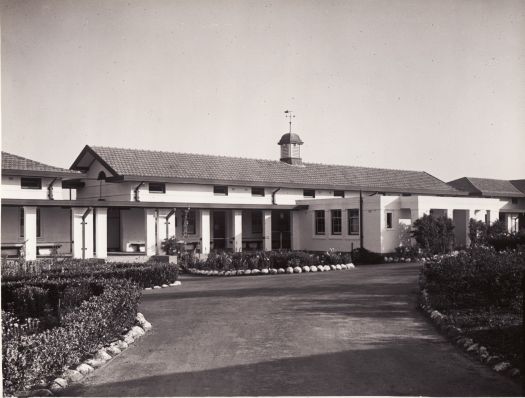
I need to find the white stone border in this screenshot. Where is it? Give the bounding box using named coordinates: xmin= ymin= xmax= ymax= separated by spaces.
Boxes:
xmin=20 ymin=313 xmax=153 ymax=397
xmin=186 ymin=263 xmax=356 ymax=277
xmin=419 ymin=288 xmax=521 ymax=380
xmin=144 ymin=280 xmax=181 ymax=291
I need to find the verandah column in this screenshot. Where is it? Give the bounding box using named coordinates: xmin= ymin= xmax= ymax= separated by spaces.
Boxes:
xmin=200 ymin=209 xmax=211 ymax=255
xmin=157 ymin=209 xmax=177 ymax=253
xmin=291 ymin=211 xmax=301 ymax=250
xmin=263 ymin=210 xmax=272 ymax=251
xmin=23 ymin=206 xmax=37 ymax=261
xmin=145 ymin=209 xmax=157 ymax=256
xmin=71 ymin=207 xmax=94 ymax=259
xmin=95 ymin=208 xmax=107 ymax=259
xmin=233 ymin=210 xmax=242 ymax=252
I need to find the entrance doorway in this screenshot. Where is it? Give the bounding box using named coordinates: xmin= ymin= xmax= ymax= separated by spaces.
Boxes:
xmin=212 ymin=211 xmax=227 ymax=250
xmin=271 ymin=210 xmax=291 ymax=250
xmin=107 ymin=208 xmax=121 ymax=252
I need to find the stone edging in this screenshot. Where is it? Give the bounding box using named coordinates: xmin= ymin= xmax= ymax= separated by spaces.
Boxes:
xmin=187 ymin=263 xmax=356 ymax=277
xmin=419 ymin=288 xmax=521 ymax=381
xmin=144 ymin=280 xmax=181 ymax=290
xmin=21 ymin=313 xmax=153 ymax=397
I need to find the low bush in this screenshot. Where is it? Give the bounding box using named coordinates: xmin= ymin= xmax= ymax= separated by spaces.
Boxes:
xmin=350 ymin=248 xmax=384 ymax=265
xmin=420 ymin=246 xmax=524 ymax=368
xmin=2 ymin=278 xmax=140 ymax=395
xmin=190 ymin=250 xmax=353 ymax=271
xmin=421 ymin=247 xmax=524 ymax=311
xmin=469 ymin=219 xmax=525 ymax=251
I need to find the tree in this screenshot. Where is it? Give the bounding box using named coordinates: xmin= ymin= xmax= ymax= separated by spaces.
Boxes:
xmin=412 ymin=214 xmax=455 ymax=254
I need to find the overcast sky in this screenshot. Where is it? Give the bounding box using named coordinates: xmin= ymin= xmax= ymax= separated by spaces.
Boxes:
xmin=2 ymin=0 xmax=524 ymax=181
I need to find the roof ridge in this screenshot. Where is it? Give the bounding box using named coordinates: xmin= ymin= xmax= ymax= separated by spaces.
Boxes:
xmin=90 ymin=145 xmax=282 ymax=164
xmin=91 ymin=145 xmax=432 ymax=174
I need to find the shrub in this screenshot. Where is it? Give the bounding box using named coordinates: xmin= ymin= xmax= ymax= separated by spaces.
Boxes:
xmin=350 ymin=248 xmax=383 ymax=265
xmin=412 ymin=215 xmax=455 ymax=254
xmin=190 ymin=250 xmax=353 ymax=270
xmin=421 ymin=247 xmax=524 ymax=311
xmin=8 ymin=286 xmax=50 ymax=321
xmin=2 ymin=278 xmax=140 ymax=395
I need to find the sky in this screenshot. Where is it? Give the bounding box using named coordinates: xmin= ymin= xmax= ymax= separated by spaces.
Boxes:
xmin=1 ymin=0 xmax=524 ymax=182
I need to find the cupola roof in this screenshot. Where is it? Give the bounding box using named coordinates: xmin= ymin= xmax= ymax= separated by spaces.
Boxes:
xmin=277 ymin=133 xmax=304 ymax=145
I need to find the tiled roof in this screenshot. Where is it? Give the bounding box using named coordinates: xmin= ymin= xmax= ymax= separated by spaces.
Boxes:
xmin=510 ymin=180 xmax=525 ymax=194
xmin=2 ymin=151 xmax=79 ymax=177
xmin=75 ymin=145 xmax=462 ymax=195
xmin=448 ymin=177 xmax=525 ymax=198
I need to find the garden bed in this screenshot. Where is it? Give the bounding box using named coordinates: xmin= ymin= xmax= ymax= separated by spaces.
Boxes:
xmin=1 ymin=259 xmax=179 ymax=396
xmin=1 ymin=259 xmax=179 ymax=288
xmin=419 ymin=247 xmax=523 ymax=374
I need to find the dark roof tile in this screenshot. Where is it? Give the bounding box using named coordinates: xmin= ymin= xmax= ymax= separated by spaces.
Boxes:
xmin=81 ymin=146 xmax=461 ymax=195
xmin=2 ymin=151 xmax=79 ymax=177
xmin=448 ymin=177 xmax=525 ymax=198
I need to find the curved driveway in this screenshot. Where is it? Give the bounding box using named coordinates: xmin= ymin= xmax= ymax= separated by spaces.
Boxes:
xmin=64 ymin=263 xmax=520 ymax=396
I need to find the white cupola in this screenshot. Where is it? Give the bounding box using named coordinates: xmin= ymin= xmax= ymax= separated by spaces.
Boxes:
xmin=278 ymin=110 xmax=304 ymax=166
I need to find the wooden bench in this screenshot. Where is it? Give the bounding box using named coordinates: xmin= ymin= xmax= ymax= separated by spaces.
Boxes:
xmin=37 ymin=243 xmax=62 ymax=256
xmin=1 ymin=243 xmax=24 ymax=257
xmin=128 ymin=242 xmax=146 ymax=253
xmin=242 ymin=240 xmax=263 ymax=250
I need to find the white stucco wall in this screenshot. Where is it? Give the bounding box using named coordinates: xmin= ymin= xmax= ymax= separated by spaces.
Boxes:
xmin=75 ymin=161 xmax=134 ymax=201
xmin=1 ymin=175 xmax=72 ymax=200
xmin=136 ymin=183 xmax=351 ymax=205
xmin=295 ymin=198 xmax=364 ymax=252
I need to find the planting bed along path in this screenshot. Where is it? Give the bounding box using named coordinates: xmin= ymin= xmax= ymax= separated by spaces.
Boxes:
xmin=63 ymin=263 xmax=520 ymax=397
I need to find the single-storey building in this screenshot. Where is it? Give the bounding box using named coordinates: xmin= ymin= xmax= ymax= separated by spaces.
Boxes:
xmin=2 ymin=133 xmax=524 ymax=260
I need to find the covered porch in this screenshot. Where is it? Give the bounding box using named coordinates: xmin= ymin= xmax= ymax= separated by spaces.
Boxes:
xmin=1 ymin=199 xmax=298 ymax=260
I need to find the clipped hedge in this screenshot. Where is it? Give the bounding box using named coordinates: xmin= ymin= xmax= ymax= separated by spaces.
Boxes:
xmin=421 ymin=247 xmax=524 ymax=311
xmin=2 ymin=278 xmax=140 ymax=395
xmin=2 ymin=261 xmax=179 ymax=288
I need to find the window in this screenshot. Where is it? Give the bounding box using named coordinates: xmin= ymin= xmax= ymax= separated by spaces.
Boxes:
xmin=334 ymin=190 xmax=345 ymax=198
xmin=252 ymin=211 xmax=263 ymax=233
xmin=484 ymin=211 xmax=490 ymax=224
xmin=314 ymin=210 xmax=325 ymax=235
xmin=348 ymin=209 xmax=360 ymax=235
xmin=213 ymin=185 xmax=228 ymax=195
xmin=20 ymin=208 xmax=41 ymax=238
xmin=331 ymin=209 xmax=342 ymax=235
xmin=304 ymin=189 xmax=315 ymax=198
xmin=512 ymin=198 xmax=518 ymax=204
xmin=251 ymin=187 xmax=265 ymax=197
xmin=386 ymin=211 xmax=393 ymax=229
xmin=184 ymin=210 xmax=196 ymax=235
xmin=149 ymin=182 xmax=166 ymax=193
xmin=21 ymin=177 xmax=41 ymax=190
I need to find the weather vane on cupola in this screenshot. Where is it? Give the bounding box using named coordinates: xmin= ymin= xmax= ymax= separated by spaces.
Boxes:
xmin=284 ymin=110 xmax=295 ymax=133
xmin=279 ymin=110 xmax=303 ymax=166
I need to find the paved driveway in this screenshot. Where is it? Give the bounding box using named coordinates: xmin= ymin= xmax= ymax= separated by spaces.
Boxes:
xmin=64 ymin=263 xmax=521 ymax=396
